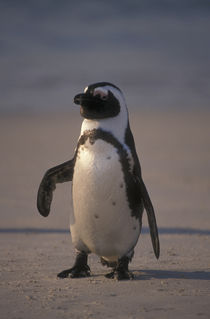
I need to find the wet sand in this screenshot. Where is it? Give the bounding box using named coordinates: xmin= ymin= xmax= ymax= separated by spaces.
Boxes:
xmin=0 ymin=109 xmax=210 ymax=318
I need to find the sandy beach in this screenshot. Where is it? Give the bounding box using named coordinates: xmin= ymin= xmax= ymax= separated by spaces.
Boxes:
xmin=0 ymin=109 xmax=210 ymax=318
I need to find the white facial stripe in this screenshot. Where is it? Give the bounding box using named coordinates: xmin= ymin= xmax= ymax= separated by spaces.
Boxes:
xmin=84 ymin=86 xmax=88 ymax=93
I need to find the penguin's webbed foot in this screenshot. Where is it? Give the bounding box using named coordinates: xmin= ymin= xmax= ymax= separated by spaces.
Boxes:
xmin=57 ymin=251 xmax=91 ymax=279
xmin=57 ymin=264 xmax=90 ymax=278
xmin=105 ymin=256 xmax=134 ymax=280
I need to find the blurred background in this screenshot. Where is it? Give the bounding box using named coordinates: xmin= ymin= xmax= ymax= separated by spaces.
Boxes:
xmin=0 ymin=0 xmax=210 ymax=113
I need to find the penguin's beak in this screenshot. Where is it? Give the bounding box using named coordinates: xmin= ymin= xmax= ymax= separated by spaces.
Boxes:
xmin=74 ymin=93 xmax=90 ymax=105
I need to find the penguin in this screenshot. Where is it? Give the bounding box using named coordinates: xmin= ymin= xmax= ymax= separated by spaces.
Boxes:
xmin=37 ymin=82 xmax=160 ymax=280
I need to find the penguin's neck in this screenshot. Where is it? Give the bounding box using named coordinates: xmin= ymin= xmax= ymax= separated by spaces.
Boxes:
xmin=80 ymin=114 xmax=129 ymax=145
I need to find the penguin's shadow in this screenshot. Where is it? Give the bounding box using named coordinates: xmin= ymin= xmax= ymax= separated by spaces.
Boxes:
xmin=133 ymin=269 xmax=210 ymax=281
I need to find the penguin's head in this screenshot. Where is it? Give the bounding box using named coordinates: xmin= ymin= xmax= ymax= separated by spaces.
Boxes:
xmin=74 ymin=82 xmax=126 ymax=120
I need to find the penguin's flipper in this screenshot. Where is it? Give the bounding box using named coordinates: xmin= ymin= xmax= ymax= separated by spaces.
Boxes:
xmin=37 ymin=159 xmax=74 ymax=217
xmin=138 ymin=177 xmax=160 ymax=259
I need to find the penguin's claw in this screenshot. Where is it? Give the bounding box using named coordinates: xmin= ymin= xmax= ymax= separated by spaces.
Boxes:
xmin=105 ymin=271 xmax=115 ymax=279
xmin=105 ymin=270 xmax=134 ymax=280
xmin=57 ymin=265 xmax=91 ymax=279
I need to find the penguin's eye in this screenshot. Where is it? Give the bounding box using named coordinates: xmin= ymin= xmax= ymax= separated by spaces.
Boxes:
xmin=101 ymin=95 xmax=108 ymax=101
xmin=93 ymin=88 xmax=108 ymax=101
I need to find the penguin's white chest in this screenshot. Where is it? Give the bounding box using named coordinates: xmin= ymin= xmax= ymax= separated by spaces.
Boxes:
xmin=71 ymin=138 xmax=140 ymax=261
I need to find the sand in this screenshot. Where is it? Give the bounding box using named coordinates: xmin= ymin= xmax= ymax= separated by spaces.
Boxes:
xmin=0 ymin=109 xmax=210 ymax=319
